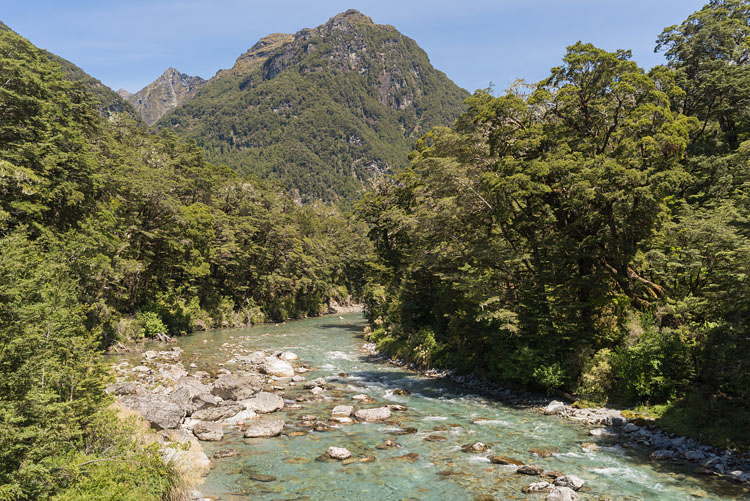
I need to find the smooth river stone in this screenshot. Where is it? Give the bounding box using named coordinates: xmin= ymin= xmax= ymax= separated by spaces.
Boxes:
xmin=546 ymin=486 xmax=579 ymax=501
xmin=244 ymin=418 xmax=285 ymax=438
xmin=193 ymin=421 xmax=223 ymax=441
xmin=262 ymin=357 xmax=295 ymax=377
xmin=241 ymin=391 xmax=284 ymax=413
xmin=211 ymin=373 xmax=264 ymax=400
xmin=325 ymin=446 xmax=352 ymax=460
xmin=331 ymin=405 xmax=353 ymax=417
xmin=191 ymin=404 xmax=243 ymax=421
xmin=354 ymin=406 xmax=392 ymax=422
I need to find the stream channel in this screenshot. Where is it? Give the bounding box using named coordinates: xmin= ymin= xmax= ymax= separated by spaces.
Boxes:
xmin=157 ymin=313 xmax=748 ymax=500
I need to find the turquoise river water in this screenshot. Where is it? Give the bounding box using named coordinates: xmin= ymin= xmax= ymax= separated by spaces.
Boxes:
xmin=165 ymin=314 xmax=747 ymax=500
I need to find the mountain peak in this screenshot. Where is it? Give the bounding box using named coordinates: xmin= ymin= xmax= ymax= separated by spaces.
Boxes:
xmin=123 ymin=68 xmax=205 ymax=125
xmin=329 ymin=9 xmax=374 ymax=25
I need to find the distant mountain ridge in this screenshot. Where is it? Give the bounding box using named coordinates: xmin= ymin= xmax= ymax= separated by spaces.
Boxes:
xmin=119 ymin=68 xmax=205 ymax=125
xmin=158 ymin=9 xmax=469 ymax=201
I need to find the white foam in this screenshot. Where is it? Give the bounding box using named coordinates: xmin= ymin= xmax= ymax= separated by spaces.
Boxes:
xmin=422 ymin=416 xmax=448 ymax=421
xmin=326 ymin=351 xmax=356 ymax=361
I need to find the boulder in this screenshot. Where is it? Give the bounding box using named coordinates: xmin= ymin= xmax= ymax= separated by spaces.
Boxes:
xmin=332 ymin=405 xmax=353 ymax=418
xmin=193 ymin=421 xmax=223 ymax=441
xmin=223 ymin=409 xmax=258 ymax=426
xmin=461 ymin=442 xmax=489 ymax=453
xmin=325 ymin=446 xmax=351 ymax=460
xmin=169 ymin=376 xmax=211 ymax=412
xmin=544 ymin=401 xmax=566 ymax=415
xmin=241 ymin=392 xmax=284 ymax=413
xmin=292 ymin=375 xmax=306 ymax=382
xmin=211 ymin=373 xmax=264 ymax=400
xmin=236 ymin=351 xmax=266 ymax=365
xmin=191 ymin=393 xmax=222 ymax=413
xmin=244 ymin=418 xmax=285 ymax=438
xmin=262 ymin=357 xmax=295 ymax=377
xmin=191 ymin=403 xmax=243 ymax=421
xmin=120 ymin=394 xmax=183 ymax=430
xmin=279 ymin=351 xmax=299 ymax=361
xmin=490 ymin=456 xmax=524 ymax=466
xmin=623 ymin=422 xmax=639 ymax=433
xmin=554 ymin=475 xmax=584 ymax=490
xmin=546 ymin=486 xmax=579 ymax=501
xmin=106 ymin=382 xmax=140 ymax=396
xmin=523 ymin=481 xmax=553 ymax=493
xmin=517 ymin=465 xmax=544 ymax=476
xmin=303 ymin=378 xmax=327 ymax=389
xmin=354 ymin=406 xmax=392 ymax=422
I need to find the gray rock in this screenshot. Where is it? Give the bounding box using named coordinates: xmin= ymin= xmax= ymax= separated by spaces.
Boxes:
xmin=120 ymin=394 xmax=183 ymax=430
xmin=169 ymin=376 xmax=210 ymax=412
xmin=191 ymin=393 xmax=222 ymax=412
xmin=554 ymin=475 xmax=584 ymax=490
xmin=684 ymin=450 xmax=706 ymax=462
xmin=279 ymin=351 xmax=299 ymax=361
xmin=517 ymin=465 xmax=544 ymax=476
xmin=544 ymin=400 xmax=566 ymax=415
xmin=546 ymin=486 xmax=579 ymax=501
xmin=241 ymin=392 xmax=284 ymax=413
xmin=191 ymin=403 xmax=243 ymax=421
xmin=193 ymin=421 xmax=223 ymax=441
xmin=651 ymin=449 xmax=676 ymax=459
xmin=623 ymin=423 xmax=639 ymax=433
xmin=303 ymin=378 xmax=327 ymax=389
xmin=523 ymin=481 xmax=553 ymax=493
xmin=325 ymin=446 xmax=351 ymax=460
xmin=106 ymin=382 xmax=140 ymax=396
xmin=332 ymin=405 xmax=353 ymax=417
xmin=354 ymin=406 xmax=392 ymax=422
xmin=262 ymin=357 xmax=295 ymax=377
xmin=244 ymin=418 xmax=285 ymax=438
xmin=211 ymin=373 xmax=264 ymax=400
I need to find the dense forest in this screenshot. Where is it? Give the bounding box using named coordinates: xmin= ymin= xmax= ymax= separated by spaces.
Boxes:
xmin=0 ymin=29 xmax=370 ymax=498
xmin=360 ymin=0 xmax=750 ymax=446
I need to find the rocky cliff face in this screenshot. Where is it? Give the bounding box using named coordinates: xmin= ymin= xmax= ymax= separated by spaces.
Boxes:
xmin=159 ymin=10 xmax=469 ymax=201
xmin=123 ymin=68 xmax=206 ymax=125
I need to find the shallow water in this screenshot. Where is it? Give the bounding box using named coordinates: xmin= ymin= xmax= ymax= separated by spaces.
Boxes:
xmin=167 ymin=314 xmax=746 ymax=500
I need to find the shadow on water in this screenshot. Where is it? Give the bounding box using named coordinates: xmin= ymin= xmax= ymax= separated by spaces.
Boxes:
xmin=317 ymin=323 xmax=366 ymax=333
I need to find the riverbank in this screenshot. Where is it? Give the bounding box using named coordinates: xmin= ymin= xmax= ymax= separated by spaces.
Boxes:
xmin=360 ymin=341 xmax=750 ymax=486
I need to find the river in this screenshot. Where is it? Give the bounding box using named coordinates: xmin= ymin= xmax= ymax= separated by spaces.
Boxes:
xmin=163 ymin=313 xmax=746 ymax=500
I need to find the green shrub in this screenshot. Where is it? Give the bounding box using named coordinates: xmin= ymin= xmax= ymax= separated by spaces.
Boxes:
xmin=136 ymin=311 xmax=167 ymax=338
xmin=577 ymin=348 xmax=615 ymax=402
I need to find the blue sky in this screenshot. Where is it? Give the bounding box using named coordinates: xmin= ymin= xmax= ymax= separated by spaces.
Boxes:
xmin=2 ymin=1 xmax=706 ymax=93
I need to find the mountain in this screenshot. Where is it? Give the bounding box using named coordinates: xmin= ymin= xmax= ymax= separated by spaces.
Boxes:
xmin=158 ymin=10 xmax=469 ymax=201
xmin=120 ymin=67 xmax=206 ymax=125
xmin=0 ymin=20 xmax=139 ymax=119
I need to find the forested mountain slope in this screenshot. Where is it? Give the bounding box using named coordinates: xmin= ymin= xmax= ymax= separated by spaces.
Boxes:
xmin=159 ymin=10 xmax=469 ymax=201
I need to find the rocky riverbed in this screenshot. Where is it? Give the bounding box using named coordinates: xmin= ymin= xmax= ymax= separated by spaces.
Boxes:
xmin=363 ymin=342 xmax=750 ymax=486
xmin=110 ymin=314 xmax=749 ymax=500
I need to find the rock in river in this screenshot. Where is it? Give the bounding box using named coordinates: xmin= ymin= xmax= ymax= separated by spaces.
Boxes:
xmin=262 ymin=357 xmax=295 ymax=377
xmin=523 ymin=481 xmax=553 ymax=493
xmin=193 ymin=421 xmax=223 ymax=441
xmin=546 ymin=486 xmax=579 ymax=501
xmin=191 ymin=403 xmax=243 ymax=421
xmin=332 ymin=405 xmax=353 ymax=418
xmin=517 ymin=465 xmax=544 ymax=476
xmin=325 ymin=447 xmax=352 ymax=460
xmin=241 ymin=391 xmax=284 ymax=413
xmin=211 ymin=373 xmax=264 ymax=400
xmin=354 ymin=406 xmax=392 ymax=422
xmin=554 ymin=475 xmax=584 ymax=491
xmin=244 ymin=418 xmax=285 ymax=438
